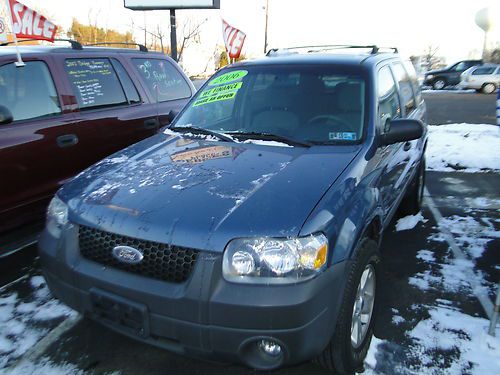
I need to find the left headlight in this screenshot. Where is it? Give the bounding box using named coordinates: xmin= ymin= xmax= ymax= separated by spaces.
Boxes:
xmin=426 ymin=74 xmax=434 ymax=80
xmin=46 ymin=196 xmax=68 ymax=237
xmin=222 ymin=234 xmax=328 ymax=284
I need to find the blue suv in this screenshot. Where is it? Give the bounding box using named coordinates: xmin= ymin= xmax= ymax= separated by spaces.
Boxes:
xmin=39 ymin=45 xmax=426 ymax=373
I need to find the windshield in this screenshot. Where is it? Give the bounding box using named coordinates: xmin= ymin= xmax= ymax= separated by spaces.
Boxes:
xmin=172 ymin=65 xmax=367 ymax=145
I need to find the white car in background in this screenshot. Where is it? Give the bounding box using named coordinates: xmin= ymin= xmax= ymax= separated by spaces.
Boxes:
xmin=459 ymin=64 xmax=500 ymax=94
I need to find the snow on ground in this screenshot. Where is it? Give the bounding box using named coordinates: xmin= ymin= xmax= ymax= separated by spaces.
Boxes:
xmin=0 ymin=276 xmax=77 ymax=370
xmin=426 ymin=123 xmax=500 ymax=172
xmin=408 ymin=304 xmax=500 ymax=375
xmin=396 ymin=212 xmax=428 ymax=231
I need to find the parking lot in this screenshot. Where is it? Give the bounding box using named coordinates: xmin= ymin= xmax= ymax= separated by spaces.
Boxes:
xmin=0 ymin=91 xmax=499 ymax=375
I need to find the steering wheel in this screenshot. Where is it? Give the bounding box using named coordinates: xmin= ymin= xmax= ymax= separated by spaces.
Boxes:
xmin=307 ymin=114 xmax=352 ymax=129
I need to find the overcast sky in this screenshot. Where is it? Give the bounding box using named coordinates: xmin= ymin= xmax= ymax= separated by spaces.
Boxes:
xmin=8 ymin=0 xmax=500 ymax=64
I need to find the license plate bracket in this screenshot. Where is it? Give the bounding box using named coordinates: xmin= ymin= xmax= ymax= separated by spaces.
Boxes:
xmin=90 ymin=288 xmax=150 ymax=338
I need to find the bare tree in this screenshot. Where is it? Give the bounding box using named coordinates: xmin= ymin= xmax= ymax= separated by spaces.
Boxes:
xmin=423 ymin=45 xmax=440 ymax=71
xmin=177 ymin=17 xmax=207 ymax=62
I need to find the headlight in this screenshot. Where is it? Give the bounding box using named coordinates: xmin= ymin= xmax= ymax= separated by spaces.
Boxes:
xmin=426 ymin=74 xmax=434 ymax=80
xmin=222 ymin=234 xmax=328 ymax=284
xmin=46 ymin=196 xmax=68 ymax=237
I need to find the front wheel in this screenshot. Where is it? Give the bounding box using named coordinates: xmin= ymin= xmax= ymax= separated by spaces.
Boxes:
xmin=481 ymin=83 xmax=497 ymax=94
xmin=316 ymin=239 xmax=380 ymax=374
xmin=433 ymin=79 xmax=446 ymax=90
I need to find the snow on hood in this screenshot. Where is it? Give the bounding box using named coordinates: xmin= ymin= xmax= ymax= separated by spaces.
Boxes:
xmin=60 ymin=133 xmax=360 ymax=251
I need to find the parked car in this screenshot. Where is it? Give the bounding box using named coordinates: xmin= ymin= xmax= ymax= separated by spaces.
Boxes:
xmin=424 ymin=59 xmax=483 ymax=89
xmin=459 ymin=64 xmax=500 ymax=94
xmin=39 ymin=46 xmax=427 ymax=374
xmin=0 ymin=42 xmax=195 ymax=255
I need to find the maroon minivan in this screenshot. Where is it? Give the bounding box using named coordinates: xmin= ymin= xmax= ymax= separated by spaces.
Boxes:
xmin=0 ymin=43 xmax=195 ymax=255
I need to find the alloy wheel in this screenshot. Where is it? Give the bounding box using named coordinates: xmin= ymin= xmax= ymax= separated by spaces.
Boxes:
xmin=351 ymin=264 xmax=376 ymax=348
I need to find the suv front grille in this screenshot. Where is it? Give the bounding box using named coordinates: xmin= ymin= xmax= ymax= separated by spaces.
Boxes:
xmin=78 ymin=226 xmax=198 ymax=283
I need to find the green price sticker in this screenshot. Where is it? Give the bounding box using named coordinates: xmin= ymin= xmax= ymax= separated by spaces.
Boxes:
xmin=199 ymin=82 xmax=243 ymax=98
xmin=193 ymin=91 xmax=237 ymax=107
xmin=208 ymin=70 xmax=248 ymax=86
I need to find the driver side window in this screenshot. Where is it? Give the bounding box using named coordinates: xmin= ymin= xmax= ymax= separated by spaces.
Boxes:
xmin=377 ymin=66 xmax=400 ymax=133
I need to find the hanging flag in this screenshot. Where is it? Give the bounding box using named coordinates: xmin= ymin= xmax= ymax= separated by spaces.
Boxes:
xmin=0 ymin=16 xmax=8 ymax=43
xmin=8 ymin=0 xmax=58 ymax=42
xmin=222 ymin=19 xmax=246 ymax=59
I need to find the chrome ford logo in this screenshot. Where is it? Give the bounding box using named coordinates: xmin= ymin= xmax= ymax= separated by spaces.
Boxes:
xmin=112 ymin=245 xmax=143 ymax=264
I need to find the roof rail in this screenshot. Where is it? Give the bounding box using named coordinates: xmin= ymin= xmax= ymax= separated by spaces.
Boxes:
xmin=266 ymin=44 xmax=398 ymax=56
xmin=86 ymin=42 xmax=148 ymax=52
xmin=0 ymin=38 xmax=83 ymax=49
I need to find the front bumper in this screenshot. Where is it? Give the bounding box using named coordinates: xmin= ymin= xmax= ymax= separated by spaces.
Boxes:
xmin=39 ymin=224 xmax=348 ymax=370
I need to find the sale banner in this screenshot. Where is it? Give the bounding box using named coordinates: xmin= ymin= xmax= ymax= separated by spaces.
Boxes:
xmin=8 ymin=0 xmax=58 ymax=42
xmin=0 ymin=16 xmax=8 ymax=43
xmin=222 ymin=19 xmax=246 ymax=59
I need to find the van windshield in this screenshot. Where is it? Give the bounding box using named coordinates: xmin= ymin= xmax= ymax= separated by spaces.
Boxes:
xmin=172 ymin=65 xmax=367 ymax=145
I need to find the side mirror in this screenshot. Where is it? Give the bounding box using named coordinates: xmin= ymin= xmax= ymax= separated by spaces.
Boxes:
xmin=0 ymin=105 xmax=13 ymax=125
xmin=167 ymin=110 xmax=178 ymax=123
xmin=380 ymin=119 xmax=423 ymax=146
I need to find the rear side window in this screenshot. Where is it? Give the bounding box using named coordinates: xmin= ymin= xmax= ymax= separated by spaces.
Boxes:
xmin=0 ymin=61 xmax=61 ymax=122
xmin=472 ymin=67 xmax=496 ymax=75
xmin=110 ymin=59 xmax=141 ymax=104
xmin=378 ymin=66 xmax=400 ymax=132
xmin=65 ymin=58 xmax=127 ymax=110
xmin=403 ymin=60 xmax=422 ymax=105
xmin=391 ymin=63 xmax=416 ymax=115
xmin=132 ymin=58 xmax=191 ymax=102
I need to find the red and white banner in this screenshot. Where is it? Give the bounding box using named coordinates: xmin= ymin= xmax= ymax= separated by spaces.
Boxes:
xmin=222 ymin=19 xmax=246 ymax=59
xmin=8 ymin=0 xmax=58 ymax=42
xmin=0 ymin=16 xmax=8 ymax=43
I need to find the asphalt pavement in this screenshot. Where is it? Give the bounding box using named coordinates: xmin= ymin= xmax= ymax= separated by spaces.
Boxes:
xmin=0 ymin=91 xmax=498 ymax=375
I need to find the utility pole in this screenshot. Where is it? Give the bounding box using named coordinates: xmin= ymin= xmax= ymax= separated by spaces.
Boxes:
xmin=170 ymin=9 xmax=178 ymax=61
xmin=264 ymin=0 xmax=269 ymax=54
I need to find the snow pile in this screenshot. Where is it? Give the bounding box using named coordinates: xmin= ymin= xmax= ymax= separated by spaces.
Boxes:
xmin=395 ymin=212 xmax=428 ymax=231
xmin=408 ymin=305 xmax=500 ymax=374
xmin=0 ymin=276 xmax=76 ymax=369
xmin=426 ymin=123 xmax=500 ymax=172
xmin=3 ymin=358 xmax=86 ymax=375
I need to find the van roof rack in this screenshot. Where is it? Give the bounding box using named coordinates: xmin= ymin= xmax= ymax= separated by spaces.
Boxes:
xmin=86 ymin=42 xmax=148 ymax=52
xmin=0 ymin=38 xmax=82 ymax=49
xmin=266 ymin=44 xmax=398 ymax=56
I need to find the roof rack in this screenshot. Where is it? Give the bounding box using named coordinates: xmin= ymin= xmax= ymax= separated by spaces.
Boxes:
xmin=0 ymin=38 xmax=83 ymax=49
xmin=86 ymin=42 xmax=148 ymax=52
xmin=266 ymin=44 xmax=398 ymax=56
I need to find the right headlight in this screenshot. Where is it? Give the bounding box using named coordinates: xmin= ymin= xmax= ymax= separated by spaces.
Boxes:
xmin=222 ymin=233 xmax=328 ymax=284
xmin=46 ymin=196 xmax=68 ymax=238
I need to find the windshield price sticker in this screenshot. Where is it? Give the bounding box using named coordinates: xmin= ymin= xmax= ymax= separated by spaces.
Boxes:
xmin=208 ymin=70 xmax=248 ymax=86
xmin=200 ymin=82 xmax=243 ymax=98
xmin=193 ymin=91 xmax=237 ymax=107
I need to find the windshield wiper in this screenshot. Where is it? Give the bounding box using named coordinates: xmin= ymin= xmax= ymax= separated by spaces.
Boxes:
xmin=226 ymin=131 xmax=312 ymax=148
xmin=169 ymin=125 xmax=234 ymax=142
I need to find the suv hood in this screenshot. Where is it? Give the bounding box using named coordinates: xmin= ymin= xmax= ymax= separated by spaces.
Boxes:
xmin=60 ymin=133 xmax=361 ymax=252
xmin=426 ymin=68 xmax=448 ymax=75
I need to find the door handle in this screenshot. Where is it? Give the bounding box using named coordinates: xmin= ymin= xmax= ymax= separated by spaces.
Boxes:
xmin=403 ymin=141 xmax=412 ymax=152
xmin=57 ymin=134 xmax=78 ymax=148
xmin=144 ymin=118 xmax=159 ymax=130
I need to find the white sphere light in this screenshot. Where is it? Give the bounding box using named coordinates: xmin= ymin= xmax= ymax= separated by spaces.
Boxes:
xmin=475 ymin=6 xmax=497 ymax=32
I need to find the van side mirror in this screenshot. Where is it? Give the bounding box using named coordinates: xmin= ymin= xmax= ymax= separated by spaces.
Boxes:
xmin=380 ymin=119 xmax=423 ymax=146
xmin=0 ymin=105 xmax=13 ymax=125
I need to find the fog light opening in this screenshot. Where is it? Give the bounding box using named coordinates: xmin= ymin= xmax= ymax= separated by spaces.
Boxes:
xmin=258 ymin=339 xmax=282 ymax=357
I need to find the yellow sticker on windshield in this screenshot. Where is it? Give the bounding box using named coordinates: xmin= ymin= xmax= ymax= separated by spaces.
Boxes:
xmin=208 ymin=70 xmax=248 ymax=86
xmin=193 ymin=91 xmax=237 ymax=107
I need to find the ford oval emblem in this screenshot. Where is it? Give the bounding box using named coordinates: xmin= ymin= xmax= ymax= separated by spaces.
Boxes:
xmin=112 ymin=245 xmax=144 ymax=264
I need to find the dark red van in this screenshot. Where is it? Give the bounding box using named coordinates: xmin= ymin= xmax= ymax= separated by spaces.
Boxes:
xmin=0 ymin=43 xmax=195 ymax=255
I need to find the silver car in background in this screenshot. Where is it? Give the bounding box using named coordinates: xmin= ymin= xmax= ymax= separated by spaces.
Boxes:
xmin=459 ymin=64 xmax=500 ymax=94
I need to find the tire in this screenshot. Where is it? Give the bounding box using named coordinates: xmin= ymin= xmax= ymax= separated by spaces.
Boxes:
xmin=481 ymin=83 xmax=497 ymax=94
xmin=316 ymin=238 xmax=380 ymax=374
xmin=399 ymin=157 xmax=426 ymax=215
xmin=432 ymin=79 xmax=446 ymax=90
